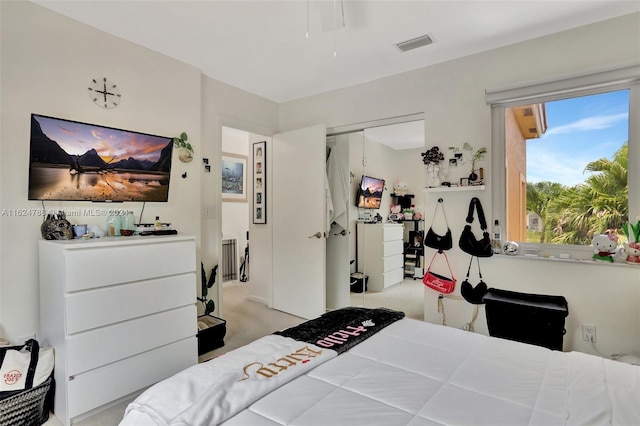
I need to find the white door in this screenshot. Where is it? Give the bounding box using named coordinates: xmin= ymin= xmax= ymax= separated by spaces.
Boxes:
xmin=272 ymin=125 xmax=326 ymax=319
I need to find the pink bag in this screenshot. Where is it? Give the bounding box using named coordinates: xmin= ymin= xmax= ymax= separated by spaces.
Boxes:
xmin=423 ymin=251 xmax=456 ymax=294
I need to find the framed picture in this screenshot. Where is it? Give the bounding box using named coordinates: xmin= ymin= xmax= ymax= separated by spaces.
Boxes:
xmin=221 ymin=153 xmax=247 ymax=202
xmin=253 ymin=141 xmax=267 ymax=224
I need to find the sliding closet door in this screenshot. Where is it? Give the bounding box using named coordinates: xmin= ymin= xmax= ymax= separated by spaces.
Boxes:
xmin=272 ymin=125 xmax=327 ymax=319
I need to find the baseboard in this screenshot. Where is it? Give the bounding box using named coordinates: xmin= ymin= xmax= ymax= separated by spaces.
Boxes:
xmin=247 ymin=294 xmax=268 ymax=305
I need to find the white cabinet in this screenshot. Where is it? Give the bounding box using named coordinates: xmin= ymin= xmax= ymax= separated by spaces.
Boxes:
xmin=357 ymin=223 xmax=404 ymax=291
xmin=39 ymin=235 xmax=198 ymax=425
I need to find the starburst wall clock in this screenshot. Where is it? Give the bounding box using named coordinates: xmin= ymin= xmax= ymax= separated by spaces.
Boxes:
xmin=88 ymin=77 xmax=121 ymax=109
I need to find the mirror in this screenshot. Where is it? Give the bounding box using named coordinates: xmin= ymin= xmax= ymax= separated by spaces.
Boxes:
xmin=329 ymin=119 xmax=426 ymax=320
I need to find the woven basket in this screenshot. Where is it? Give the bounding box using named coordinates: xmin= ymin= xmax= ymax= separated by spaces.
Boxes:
xmin=0 ymin=376 xmax=53 ymax=426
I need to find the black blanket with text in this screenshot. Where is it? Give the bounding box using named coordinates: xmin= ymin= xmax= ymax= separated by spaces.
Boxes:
xmin=275 ymin=307 xmax=405 ymax=354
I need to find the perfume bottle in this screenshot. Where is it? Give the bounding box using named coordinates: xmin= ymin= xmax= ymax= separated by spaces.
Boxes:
xmin=107 ymin=214 xmax=120 ymax=237
xmin=492 ymin=220 xmax=503 ymax=254
xmin=154 ymin=216 xmax=162 ymax=231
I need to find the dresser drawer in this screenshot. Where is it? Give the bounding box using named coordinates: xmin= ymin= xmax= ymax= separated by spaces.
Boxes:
xmin=67 ymin=305 xmax=196 ymax=376
xmin=382 ymin=254 xmax=403 ymax=272
xmin=64 ymin=239 xmax=196 ymax=292
xmin=66 ymin=273 xmax=196 ymax=335
xmin=383 ymin=268 xmax=404 ymax=288
xmin=67 ymin=337 xmax=196 ymax=419
xmin=382 ymin=240 xmax=403 ymax=257
xmin=382 ymin=225 xmax=403 ymax=241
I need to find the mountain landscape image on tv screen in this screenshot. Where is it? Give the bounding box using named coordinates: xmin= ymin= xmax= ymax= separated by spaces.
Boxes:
xmin=28 ymin=114 xmax=173 ymax=202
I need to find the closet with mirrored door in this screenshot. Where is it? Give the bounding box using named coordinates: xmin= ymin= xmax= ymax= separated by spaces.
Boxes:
xmin=325 ymin=115 xmax=426 ymax=320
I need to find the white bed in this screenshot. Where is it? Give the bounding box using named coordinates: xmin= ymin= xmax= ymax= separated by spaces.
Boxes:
xmin=120 ymin=308 xmax=640 ymax=426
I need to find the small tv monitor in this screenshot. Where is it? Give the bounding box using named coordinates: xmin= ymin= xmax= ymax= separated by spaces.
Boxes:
xmin=356 ymin=175 xmax=385 ymax=209
xmin=28 ymin=114 xmax=173 ymax=202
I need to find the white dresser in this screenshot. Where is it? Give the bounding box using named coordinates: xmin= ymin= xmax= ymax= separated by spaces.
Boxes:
xmin=356 ymin=223 xmax=404 ymax=291
xmin=38 ymin=235 xmax=198 ymax=425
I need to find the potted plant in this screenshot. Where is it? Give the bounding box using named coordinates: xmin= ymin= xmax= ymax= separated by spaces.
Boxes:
xmin=462 ymin=142 xmax=487 ymax=182
xmin=173 ymin=132 xmax=194 ymax=163
xmin=196 ymin=263 xmax=226 ymax=355
xmin=421 ymin=146 xmax=445 ymax=187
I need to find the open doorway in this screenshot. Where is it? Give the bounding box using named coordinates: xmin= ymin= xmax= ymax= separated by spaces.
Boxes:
xmin=218 ymin=126 xmax=304 ymax=354
xmin=221 ymin=126 xmax=251 ymax=283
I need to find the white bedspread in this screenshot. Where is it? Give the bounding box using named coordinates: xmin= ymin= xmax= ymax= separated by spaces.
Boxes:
xmin=122 ymin=318 xmax=640 ymax=426
xmin=121 ymin=335 xmax=336 ymax=425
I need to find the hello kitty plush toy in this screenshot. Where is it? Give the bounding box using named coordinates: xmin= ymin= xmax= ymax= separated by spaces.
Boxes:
xmin=389 ymin=204 xmax=403 ymax=221
xmin=394 ymin=181 xmax=408 ymax=196
xmin=621 ymin=242 xmax=640 ymax=265
xmin=592 ymin=233 xmax=618 ymax=262
xmin=413 ymin=206 xmax=424 ymax=220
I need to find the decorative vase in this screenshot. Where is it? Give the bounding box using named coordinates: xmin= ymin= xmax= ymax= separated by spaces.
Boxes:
xmin=178 ymin=147 xmax=194 ymax=163
xmin=426 ymin=164 xmax=441 ymax=188
xmin=469 ymin=171 xmax=478 ymax=182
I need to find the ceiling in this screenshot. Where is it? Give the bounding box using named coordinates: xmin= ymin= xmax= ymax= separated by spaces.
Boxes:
xmin=33 ymin=0 xmax=640 ymax=105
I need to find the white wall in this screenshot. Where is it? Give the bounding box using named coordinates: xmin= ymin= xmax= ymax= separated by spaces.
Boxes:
xmin=0 ymin=1 xmax=279 ymax=341
xmin=280 ymin=13 xmax=640 ymax=356
xmin=0 ymin=1 xmax=201 ymax=341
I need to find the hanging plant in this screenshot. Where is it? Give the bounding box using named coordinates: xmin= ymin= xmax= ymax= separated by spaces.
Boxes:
xmin=173 ymin=131 xmax=194 ymax=163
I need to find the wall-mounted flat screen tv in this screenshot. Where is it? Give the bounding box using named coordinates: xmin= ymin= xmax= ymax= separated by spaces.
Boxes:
xmin=28 ymin=114 xmax=173 ymax=202
xmin=356 ymin=175 xmax=385 ymax=209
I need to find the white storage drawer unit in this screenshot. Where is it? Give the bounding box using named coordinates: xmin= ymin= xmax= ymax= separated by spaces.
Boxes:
xmin=39 ymin=235 xmax=198 ymax=425
xmin=357 ymin=223 xmax=404 ymax=291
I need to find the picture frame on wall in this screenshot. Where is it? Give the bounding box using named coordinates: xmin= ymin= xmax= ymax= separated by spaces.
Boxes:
xmin=221 ymin=153 xmax=247 ymax=202
xmin=253 ymin=141 xmax=267 ymax=224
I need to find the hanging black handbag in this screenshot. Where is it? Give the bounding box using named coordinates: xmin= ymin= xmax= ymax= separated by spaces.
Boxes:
xmin=460 ymin=256 xmax=489 ymax=304
xmin=424 ymin=198 xmax=453 ymax=252
xmin=459 ymin=197 xmax=493 ymax=257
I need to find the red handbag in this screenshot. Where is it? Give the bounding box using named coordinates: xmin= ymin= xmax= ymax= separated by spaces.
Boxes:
xmin=423 ymin=251 xmax=456 ymax=294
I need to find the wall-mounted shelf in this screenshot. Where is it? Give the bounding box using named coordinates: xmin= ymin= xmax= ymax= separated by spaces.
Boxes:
xmin=424 ymin=185 xmax=485 ymax=193
xmin=390 ymin=193 xmax=414 ymax=209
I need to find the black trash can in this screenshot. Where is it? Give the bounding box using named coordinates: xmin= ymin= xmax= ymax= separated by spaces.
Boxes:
xmin=482 ymin=289 xmax=568 ymax=350
xmin=350 ymin=272 xmax=368 ymax=293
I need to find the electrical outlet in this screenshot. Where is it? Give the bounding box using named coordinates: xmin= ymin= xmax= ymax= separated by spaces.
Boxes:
xmin=582 ymin=324 xmax=597 ymax=342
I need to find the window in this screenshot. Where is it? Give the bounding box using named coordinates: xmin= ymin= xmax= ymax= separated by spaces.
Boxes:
xmin=488 ymin=64 xmax=640 ymax=259
xmin=506 ymin=90 xmax=629 ymax=245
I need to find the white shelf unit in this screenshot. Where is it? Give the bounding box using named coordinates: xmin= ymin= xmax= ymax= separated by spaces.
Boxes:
xmin=357 ymin=223 xmax=404 ymax=291
xmin=38 ymin=235 xmax=198 ymax=425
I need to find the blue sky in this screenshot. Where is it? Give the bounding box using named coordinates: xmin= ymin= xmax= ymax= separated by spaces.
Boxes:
xmin=526 ymin=89 xmax=629 ymax=186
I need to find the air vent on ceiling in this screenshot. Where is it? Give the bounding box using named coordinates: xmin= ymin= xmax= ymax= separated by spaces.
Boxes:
xmin=395 ymin=34 xmax=433 ymax=52
xmin=523 ymin=108 xmax=533 ymax=116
